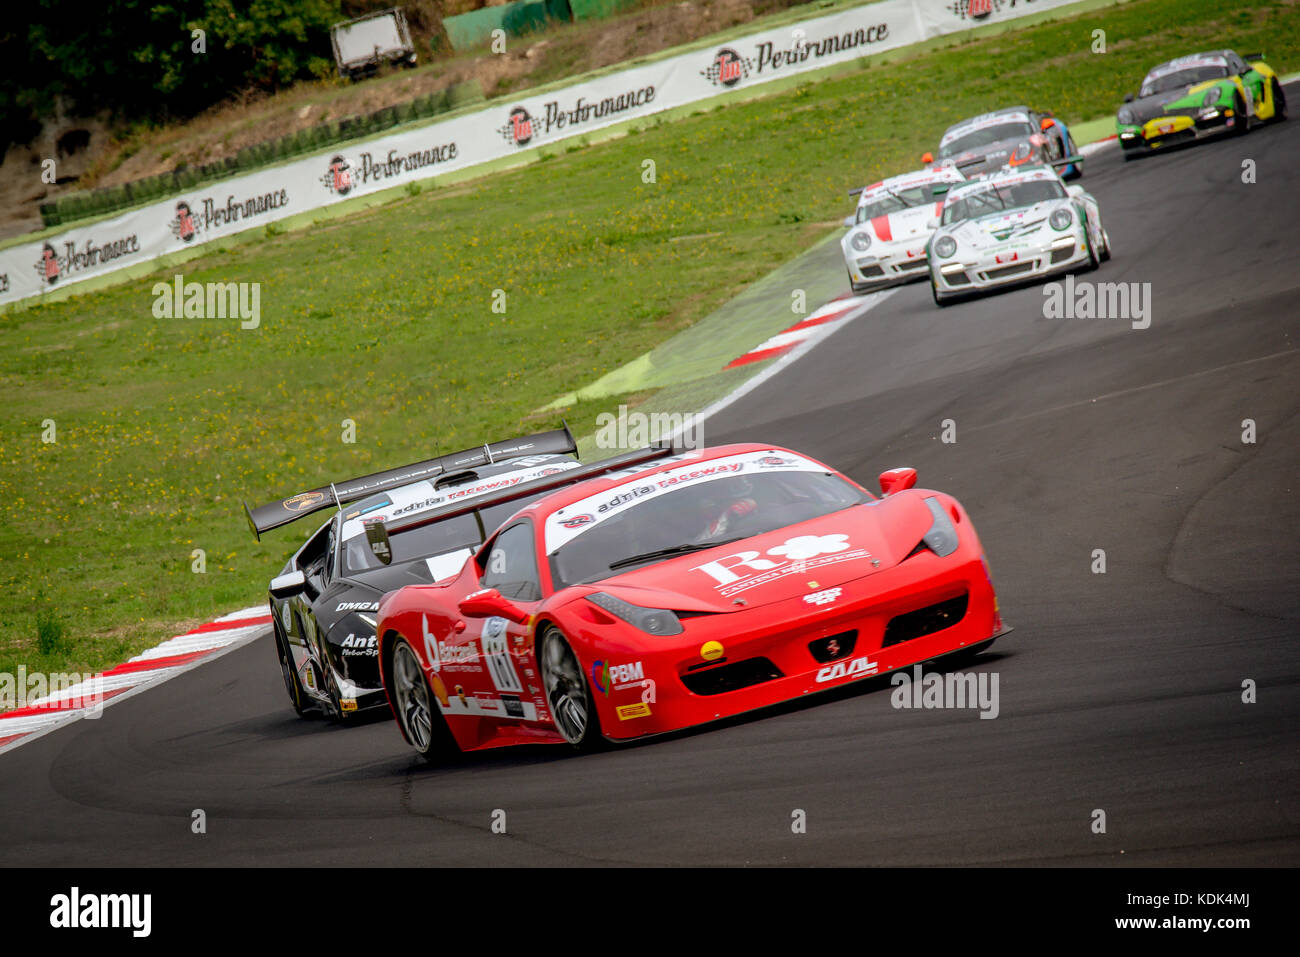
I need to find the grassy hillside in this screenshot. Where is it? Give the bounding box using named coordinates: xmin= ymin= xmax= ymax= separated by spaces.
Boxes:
xmin=2 ymin=0 xmax=1297 ymax=680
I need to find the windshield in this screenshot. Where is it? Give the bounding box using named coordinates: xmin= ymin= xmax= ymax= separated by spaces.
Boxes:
xmin=548 ymin=471 xmax=869 ymax=588
xmin=938 ymin=121 xmax=1034 ymax=158
xmin=856 ymin=183 xmax=946 ymax=223
xmin=1141 ymin=65 xmax=1228 ymax=97
xmin=941 ymin=178 xmax=1066 ymax=226
xmin=342 ymin=494 xmax=550 ymax=575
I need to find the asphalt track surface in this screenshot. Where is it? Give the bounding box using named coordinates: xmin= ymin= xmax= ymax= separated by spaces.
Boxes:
xmin=2 ymin=115 xmax=1297 ymax=868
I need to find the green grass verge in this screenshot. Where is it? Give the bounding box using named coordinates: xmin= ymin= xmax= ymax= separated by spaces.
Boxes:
xmin=2 ymin=0 xmax=1297 ymax=681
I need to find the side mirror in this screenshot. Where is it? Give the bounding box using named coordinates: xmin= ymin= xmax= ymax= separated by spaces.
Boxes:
xmin=458 ymin=587 xmax=530 ymax=624
xmin=269 ymin=570 xmax=307 ymax=599
xmin=921 ymin=151 xmax=934 ymax=164
xmin=1123 ymin=93 xmax=1135 ymax=103
xmin=843 ymin=215 xmax=855 ymax=228
xmin=879 ymin=467 xmax=917 ymax=496
xmin=363 ymin=519 xmax=392 ymax=565
xmin=1040 ymin=117 xmax=1056 ymax=130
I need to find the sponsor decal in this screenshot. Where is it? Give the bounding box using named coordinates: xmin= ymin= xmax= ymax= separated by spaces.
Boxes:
xmin=700 ymin=641 xmax=725 ymax=662
xmin=499 ymin=87 xmax=657 ymax=148
xmin=174 ymin=201 xmax=197 ymax=242
xmin=654 ymin=462 xmax=741 ymax=489
xmin=481 ymin=617 xmax=523 ymax=693
xmin=346 ymin=144 xmax=459 ymax=186
xmin=617 ymin=702 xmax=652 ymax=721
xmin=423 ymin=614 xmax=479 ymax=673
xmin=702 ymin=25 xmax=889 ymax=88
xmin=592 ymin=660 xmax=644 ymax=696
xmin=474 ymin=693 xmax=502 ymax=713
xmin=339 ymin=633 xmax=378 ymax=657
xmin=501 ymin=694 xmax=526 ymax=719
xmin=560 ymin=513 xmax=594 ymax=529
xmin=701 ymin=47 xmax=753 ymax=87
xmin=284 ymin=491 xmax=326 ymax=512
xmin=501 ymin=106 xmax=535 ymax=146
xmin=392 ymin=494 xmax=446 ymax=516
xmin=35 ymin=234 xmax=142 ymax=287
xmin=815 ymin=655 xmax=878 ymax=683
xmin=803 ymin=587 xmax=842 ymax=606
xmin=340 ymin=697 xmax=358 ymax=712
xmin=693 ymin=534 xmax=870 ymax=597
xmin=166 ymin=189 xmax=290 ymax=238
xmin=321 ymin=155 xmax=354 ymax=196
xmin=947 ymin=0 xmax=1002 ymax=22
xmin=335 ymin=600 xmax=379 ymax=612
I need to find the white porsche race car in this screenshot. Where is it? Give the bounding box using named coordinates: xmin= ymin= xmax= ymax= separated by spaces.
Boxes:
xmin=926 ymin=166 xmax=1110 ymax=307
xmin=841 ymin=165 xmax=967 ymax=294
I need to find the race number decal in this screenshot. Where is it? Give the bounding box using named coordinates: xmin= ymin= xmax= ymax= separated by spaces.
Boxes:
xmin=481 ymin=617 xmax=523 ymax=693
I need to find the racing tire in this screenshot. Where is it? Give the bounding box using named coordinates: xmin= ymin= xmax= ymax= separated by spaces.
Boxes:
xmin=390 ymin=637 xmax=458 ymax=762
xmin=1084 ymin=222 xmax=1101 ymax=271
xmin=1099 ymin=228 xmax=1112 ymax=263
xmin=931 ymin=281 xmax=953 ymax=308
xmin=1234 ymin=92 xmax=1250 ymax=135
xmin=539 ymin=625 xmax=605 ymax=751
xmin=274 ymin=618 xmax=310 ymax=717
xmin=1269 ymin=77 xmax=1288 ymax=123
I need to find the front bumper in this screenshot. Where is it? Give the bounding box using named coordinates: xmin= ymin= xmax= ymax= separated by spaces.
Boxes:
xmin=580 ymin=542 xmax=1004 ymax=741
xmin=930 ymin=232 xmax=1091 ymax=300
xmin=844 ymin=244 xmax=933 ymax=290
xmin=1118 ymin=109 xmax=1238 ymax=152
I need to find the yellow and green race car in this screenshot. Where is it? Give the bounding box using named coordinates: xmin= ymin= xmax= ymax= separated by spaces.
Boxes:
xmin=1116 ymin=50 xmax=1287 ymax=159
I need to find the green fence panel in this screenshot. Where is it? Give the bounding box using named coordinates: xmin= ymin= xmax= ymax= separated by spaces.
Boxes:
xmin=569 ymin=0 xmax=638 ymax=22
xmin=444 ymin=1 xmax=557 ymax=51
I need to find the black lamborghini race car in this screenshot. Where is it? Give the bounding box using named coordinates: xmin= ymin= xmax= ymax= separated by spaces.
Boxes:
xmin=244 ymin=427 xmax=581 ymax=720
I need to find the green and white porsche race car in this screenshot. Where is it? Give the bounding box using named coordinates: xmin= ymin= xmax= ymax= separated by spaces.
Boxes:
xmin=1116 ymin=50 xmax=1287 ymax=158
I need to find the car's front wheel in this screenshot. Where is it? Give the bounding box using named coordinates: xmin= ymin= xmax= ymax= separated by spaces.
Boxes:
xmin=391 ymin=637 xmax=456 ymax=761
xmin=540 ymin=625 xmax=604 ymax=750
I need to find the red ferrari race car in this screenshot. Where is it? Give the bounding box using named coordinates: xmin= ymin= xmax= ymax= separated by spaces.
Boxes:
xmin=376 ymin=443 xmax=1009 ymax=759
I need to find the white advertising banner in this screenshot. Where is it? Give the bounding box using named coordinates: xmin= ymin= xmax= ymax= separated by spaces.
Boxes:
xmin=0 ymin=0 xmax=1084 ymax=307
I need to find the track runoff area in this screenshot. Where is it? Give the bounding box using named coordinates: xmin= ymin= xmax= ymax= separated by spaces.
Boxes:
xmin=3 ymin=85 xmax=1296 ymax=937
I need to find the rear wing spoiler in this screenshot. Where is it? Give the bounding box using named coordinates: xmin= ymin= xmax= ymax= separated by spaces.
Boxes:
xmin=243 ymin=425 xmax=576 ymax=540
xmin=380 ymin=444 xmax=680 ymax=545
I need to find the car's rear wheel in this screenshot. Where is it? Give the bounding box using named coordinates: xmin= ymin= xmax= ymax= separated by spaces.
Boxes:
xmin=391 ymin=637 xmax=456 ymax=761
xmin=1234 ymin=92 xmax=1250 ymax=134
xmin=1270 ymin=77 xmax=1288 ymax=122
xmin=1099 ymin=227 xmax=1112 ymax=263
xmin=540 ymin=625 xmax=603 ymax=750
xmin=273 ymin=619 xmax=310 ymax=717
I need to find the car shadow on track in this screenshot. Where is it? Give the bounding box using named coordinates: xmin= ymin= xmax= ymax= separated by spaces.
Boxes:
xmin=386 ymin=647 xmax=1019 ymax=778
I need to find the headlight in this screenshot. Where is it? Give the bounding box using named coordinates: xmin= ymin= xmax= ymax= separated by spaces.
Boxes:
xmin=1117 ymin=107 xmax=1134 ymax=125
xmin=1049 ymin=207 xmax=1073 ymax=231
xmin=850 ymin=231 xmax=871 ymax=252
xmin=1202 ymin=87 xmax=1220 ymax=107
xmin=919 ymin=497 xmax=959 ymax=558
xmin=586 ymin=592 xmax=683 ymax=636
xmin=933 ymin=235 xmax=957 ymax=259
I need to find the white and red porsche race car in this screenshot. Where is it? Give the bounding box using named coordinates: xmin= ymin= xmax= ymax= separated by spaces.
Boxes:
xmin=841 ymin=165 xmax=967 ymax=294
xmin=927 ymin=165 xmax=1110 ymax=306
